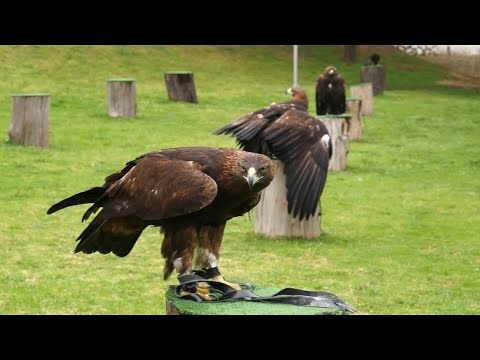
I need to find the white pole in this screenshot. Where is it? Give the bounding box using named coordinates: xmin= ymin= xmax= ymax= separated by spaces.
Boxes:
xmin=293 ymin=45 xmax=298 ymax=87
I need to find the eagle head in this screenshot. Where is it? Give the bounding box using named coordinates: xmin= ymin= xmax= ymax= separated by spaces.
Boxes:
xmin=236 ymin=153 xmax=275 ymax=190
xmin=325 ymin=65 xmax=337 ymax=76
xmin=286 ymin=87 xmax=308 ymax=109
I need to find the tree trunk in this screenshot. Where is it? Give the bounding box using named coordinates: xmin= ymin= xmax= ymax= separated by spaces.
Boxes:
xmin=320 ymin=116 xmax=350 ymax=171
xmin=350 ymin=83 xmax=374 ymax=116
xmin=346 ymin=98 xmax=362 ymax=141
xmin=9 ymin=94 xmax=50 ymax=148
xmin=107 ymin=79 xmax=136 ymax=118
xmin=254 ymin=160 xmax=321 ymax=239
xmin=164 ymin=72 xmax=198 ymax=103
xmin=343 ymin=45 xmax=356 ymax=64
xmin=360 ymin=65 xmax=385 ymax=95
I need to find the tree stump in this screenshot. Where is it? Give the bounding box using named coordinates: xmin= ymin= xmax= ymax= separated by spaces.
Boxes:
xmin=319 ymin=115 xmax=350 ymax=171
xmin=165 ymin=282 xmax=346 ymax=315
xmin=350 ymin=83 xmax=374 ymax=116
xmin=8 ymin=94 xmax=50 ymax=148
xmin=346 ymin=98 xmax=362 ymax=141
xmin=254 ymin=160 xmax=321 ymax=238
xmin=360 ymin=65 xmax=385 ymax=95
xmin=164 ymin=71 xmax=198 ymax=103
xmin=106 ymin=79 xmax=136 ymax=118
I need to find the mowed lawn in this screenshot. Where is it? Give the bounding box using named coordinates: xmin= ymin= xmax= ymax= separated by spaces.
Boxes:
xmin=0 ymin=45 xmax=479 ymax=314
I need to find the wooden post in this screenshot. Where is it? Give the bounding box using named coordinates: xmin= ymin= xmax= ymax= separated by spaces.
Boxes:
xmin=343 ymin=45 xmax=356 ymax=64
xmin=106 ymin=78 xmax=136 ymax=117
xmin=9 ymin=93 xmax=50 ymax=148
xmin=350 ymin=83 xmax=374 ymax=116
xmin=254 ymin=160 xmax=321 ymax=239
xmin=346 ymin=98 xmax=362 ymax=141
xmin=360 ymin=65 xmax=385 ymax=95
xmin=164 ymin=71 xmax=198 ymax=103
xmin=165 ymin=283 xmax=347 ymax=315
xmin=319 ymin=115 xmax=350 ymax=171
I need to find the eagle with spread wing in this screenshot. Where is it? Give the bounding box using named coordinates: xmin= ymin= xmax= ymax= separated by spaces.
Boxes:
xmin=315 ymin=66 xmax=346 ymax=116
xmin=214 ymin=87 xmax=331 ymax=221
xmin=47 ymin=147 xmax=275 ymax=298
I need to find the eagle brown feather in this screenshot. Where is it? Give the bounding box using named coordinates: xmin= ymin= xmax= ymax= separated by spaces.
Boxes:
xmin=315 ymin=66 xmax=346 ymax=115
xmin=214 ymin=88 xmax=331 ymax=221
xmin=47 ymin=147 xmax=275 ymax=280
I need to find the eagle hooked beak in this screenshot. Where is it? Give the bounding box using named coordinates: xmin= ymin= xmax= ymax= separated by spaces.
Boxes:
xmin=244 ymin=167 xmax=262 ymax=189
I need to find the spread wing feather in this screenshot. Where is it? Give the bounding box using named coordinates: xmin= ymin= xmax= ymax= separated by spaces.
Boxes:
xmin=213 ymin=102 xmax=307 ymax=154
xmin=93 ymin=154 xmax=218 ymax=221
xmin=263 ymin=109 xmax=331 ymax=220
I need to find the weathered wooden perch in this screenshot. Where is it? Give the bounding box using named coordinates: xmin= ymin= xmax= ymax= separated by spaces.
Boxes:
xmin=164 ymin=71 xmax=198 ymax=103
xmin=165 ymin=282 xmax=344 ymax=315
xmin=360 ymin=65 xmax=385 ymax=95
xmin=107 ymin=79 xmax=136 ymax=117
xmin=346 ymin=98 xmax=362 ymax=141
xmin=350 ymin=83 xmax=374 ymax=116
xmin=254 ymin=160 xmax=321 ymax=238
xmin=9 ymin=94 xmax=50 ymax=148
xmin=318 ymin=115 xmax=350 ymax=171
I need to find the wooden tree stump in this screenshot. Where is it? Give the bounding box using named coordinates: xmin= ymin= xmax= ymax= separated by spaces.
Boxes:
xmin=319 ymin=115 xmax=350 ymax=171
xmin=106 ymin=78 xmax=136 ymax=118
xmin=346 ymin=98 xmax=362 ymax=141
xmin=164 ymin=71 xmax=198 ymax=103
xmin=165 ymin=282 xmax=347 ymax=315
xmin=360 ymin=65 xmax=385 ymax=95
xmin=350 ymin=83 xmax=374 ymax=116
xmin=254 ymin=160 xmax=321 ymax=239
xmin=8 ymin=94 xmax=50 ymax=148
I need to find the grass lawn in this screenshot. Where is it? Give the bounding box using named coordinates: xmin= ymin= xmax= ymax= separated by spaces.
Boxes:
xmin=0 ymin=45 xmax=479 ymax=314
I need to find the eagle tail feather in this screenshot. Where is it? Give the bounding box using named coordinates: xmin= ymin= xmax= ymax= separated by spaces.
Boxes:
xmin=74 ymin=213 xmax=143 ymax=257
xmin=47 ymin=187 xmax=106 ymax=214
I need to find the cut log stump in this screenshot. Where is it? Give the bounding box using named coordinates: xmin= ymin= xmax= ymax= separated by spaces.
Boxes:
xmin=165 ymin=282 xmax=346 ymax=315
xmin=360 ymin=65 xmax=385 ymax=96
xmin=346 ymin=98 xmax=362 ymax=141
xmin=164 ymin=71 xmax=198 ymax=103
xmin=254 ymin=160 xmax=321 ymax=239
xmin=318 ymin=115 xmax=350 ymax=171
xmin=350 ymin=83 xmax=374 ymax=116
xmin=107 ymin=78 xmax=136 ymax=118
xmin=9 ymin=93 xmax=50 ymax=148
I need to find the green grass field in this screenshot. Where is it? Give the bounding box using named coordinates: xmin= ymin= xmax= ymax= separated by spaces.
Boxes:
xmin=0 ymin=45 xmax=479 ymax=314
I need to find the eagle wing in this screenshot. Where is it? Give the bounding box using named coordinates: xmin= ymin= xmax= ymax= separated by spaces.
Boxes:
xmin=98 ymin=154 xmax=218 ymax=221
xmin=263 ymin=109 xmax=330 ymax=220
xmin=213 ymin=102 xmax=301 ymax=153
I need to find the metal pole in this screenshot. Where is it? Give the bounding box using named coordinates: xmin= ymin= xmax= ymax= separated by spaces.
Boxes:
xmin=293 ymin=45 xmax=298 ymax=87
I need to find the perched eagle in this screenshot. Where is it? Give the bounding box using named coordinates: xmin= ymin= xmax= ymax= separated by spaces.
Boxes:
xmin=315 ymin=65 xmax=346 ymax=116
xmin=214 ymin=88 xmax=331 ymax=221
xmin=213 ymin=87 xmax=308 ymax=157
xmin=47 ymin=147 xmax=275 ymax=297
xmin=370 ymin=53 xmax=380 ymax=65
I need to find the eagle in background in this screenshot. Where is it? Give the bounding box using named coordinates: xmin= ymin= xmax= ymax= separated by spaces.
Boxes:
xmin=370 ymin=53 xmax=381 ymax=65
xmin=47 ymin=147 xmax=275 ymax=299
xmin=214 ymin=87 xmax=308 ymax=156
xmin=315 ymin=65 xmax=346 ymax=116
xmin=214 ymin=87 xmax=331 ymax=221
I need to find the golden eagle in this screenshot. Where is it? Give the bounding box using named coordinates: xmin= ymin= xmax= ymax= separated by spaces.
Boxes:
xmin=315 ymin=66 xmax=346 ymax=115
xmin=370 ymin=53 xmax=380 ymax=65
xmin=47 ymin=147 xmax=275 ymax=297
xmin=214 ymin=88 xmax=331 ymax=221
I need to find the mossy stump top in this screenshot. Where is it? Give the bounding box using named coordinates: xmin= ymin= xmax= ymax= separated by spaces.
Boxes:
xmin=316 ymin=114 xmax=351 ymax=119
xmin=11 ymin=93 xmax=50 ymax=97
xmin=165 ymin=282 xmax=345 ymax=315
xmin=107 ymin=78 xmax=135 ymax=82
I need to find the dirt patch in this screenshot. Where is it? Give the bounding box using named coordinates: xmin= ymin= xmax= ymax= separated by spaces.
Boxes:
xmin=423 ymin=53 xmax=480 ymax=89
